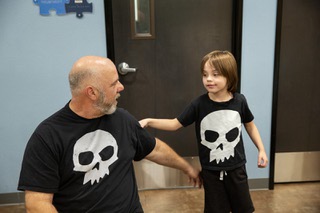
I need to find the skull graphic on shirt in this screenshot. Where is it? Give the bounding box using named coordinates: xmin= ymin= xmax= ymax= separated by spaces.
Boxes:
xmin=200 ymin=110 xmax=241 ymax=164
xmin=73 ymin=130 xmax=118 ymax=185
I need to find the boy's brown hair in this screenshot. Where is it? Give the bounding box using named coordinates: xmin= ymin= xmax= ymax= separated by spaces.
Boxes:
xmin=201 ymin=50 xmax=238 ymax=93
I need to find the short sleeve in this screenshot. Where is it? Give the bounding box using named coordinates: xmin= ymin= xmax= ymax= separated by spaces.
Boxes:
xmin=132 ymin=122 xmax=156 ymax=161
xmin=18 ymin=126 xmax=60 ymax=193
xmin=240 ymin=94 xmax=254 ymax=123
xmin=177 ymin=102 xmax=197 ymax=127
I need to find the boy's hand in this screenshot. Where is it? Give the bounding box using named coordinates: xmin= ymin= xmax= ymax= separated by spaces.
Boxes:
xmin=139 ymin=119 xmax=149 ymax=128
xmin=258 ymin=151 xmax=268 ymax=168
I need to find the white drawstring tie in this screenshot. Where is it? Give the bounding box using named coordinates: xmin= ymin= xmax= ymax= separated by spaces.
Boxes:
xmin=219 ymin=170 xmax=227 ymax=181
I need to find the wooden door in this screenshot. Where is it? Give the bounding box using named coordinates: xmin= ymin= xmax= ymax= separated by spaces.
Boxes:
xmin=273 ymin=0 xmax=320 ymax=183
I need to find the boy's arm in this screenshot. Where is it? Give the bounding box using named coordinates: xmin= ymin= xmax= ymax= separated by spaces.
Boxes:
xmin=139 ymin=118 xmax=183 ymax=131
xmin=244 ymin=121 xmax=268 ymax=168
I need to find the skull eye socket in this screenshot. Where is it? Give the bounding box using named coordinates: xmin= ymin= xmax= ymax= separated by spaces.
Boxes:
xmin=100 ymin=146 xmax=114 ymax=161
xmin=204 ymin=130 xmax=219 ymax=142
xmin=79 ymin=151 xmax=94 ymax=165
xmin=226 ymin=127 xmax=239 ymax=142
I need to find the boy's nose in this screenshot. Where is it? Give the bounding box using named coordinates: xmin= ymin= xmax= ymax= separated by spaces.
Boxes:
xmin=206 ymin=75 xmax=213 ymax=81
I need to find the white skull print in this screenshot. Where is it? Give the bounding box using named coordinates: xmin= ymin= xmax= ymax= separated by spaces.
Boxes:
xmin=73 ymin=130 xmax=118 ymax=185
xmin=200 ymin=110 xmax=241 ymax=164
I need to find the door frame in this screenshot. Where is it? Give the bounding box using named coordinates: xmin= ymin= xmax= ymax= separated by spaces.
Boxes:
xmin=269 ymin=0 xmax=283 ymax=190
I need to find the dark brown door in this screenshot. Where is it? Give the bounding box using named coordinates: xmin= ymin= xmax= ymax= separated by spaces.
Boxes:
xmin=273 ymin=0 xmax=320 ymax=182
xmin=105 ymin=0 xmax=239 ymax=156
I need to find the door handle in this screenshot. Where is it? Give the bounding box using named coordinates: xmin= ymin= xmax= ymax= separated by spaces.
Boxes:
xmin=118 ymin=62 xmax=137 ymax=75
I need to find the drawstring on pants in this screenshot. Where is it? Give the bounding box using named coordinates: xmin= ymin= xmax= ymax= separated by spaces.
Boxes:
xmin=219 ymin=170 xmax=227 ymax=181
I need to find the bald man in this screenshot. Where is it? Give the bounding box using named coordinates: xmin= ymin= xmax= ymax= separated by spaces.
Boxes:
xmin=18 ymin=56 xmax=201 ymax=213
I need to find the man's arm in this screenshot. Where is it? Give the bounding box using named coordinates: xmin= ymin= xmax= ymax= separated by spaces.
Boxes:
xmin=145 ymin=138 xmax=201 ymax=188
xmin=25 ymin=191 xmax=58 ymax=213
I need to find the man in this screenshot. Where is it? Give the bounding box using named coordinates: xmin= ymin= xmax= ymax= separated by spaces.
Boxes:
xmin=18 ymin=56 xmax=201 ymax=212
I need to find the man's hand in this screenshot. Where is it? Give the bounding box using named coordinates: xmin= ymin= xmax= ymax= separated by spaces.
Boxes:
xmin=146 ymin=138 xmax=202 ymax=188
xmin=185 ymin=167 xmax=202 ymax=188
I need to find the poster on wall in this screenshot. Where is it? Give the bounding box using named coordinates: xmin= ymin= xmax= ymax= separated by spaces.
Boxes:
xmin=33 ymin=0 xmax=93 ymax=18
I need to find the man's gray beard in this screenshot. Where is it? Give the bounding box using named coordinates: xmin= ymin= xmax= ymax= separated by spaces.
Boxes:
xmin=94 ymin=100 xmax=116 ymax=115
xmin=103 ymin=104 xmax=117 ymax=115
xmin=95 ymin=93 xmax=119 ymax=115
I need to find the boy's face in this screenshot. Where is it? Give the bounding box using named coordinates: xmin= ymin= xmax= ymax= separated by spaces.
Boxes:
xmin=202 ymin=61 xmax=228 ymax=95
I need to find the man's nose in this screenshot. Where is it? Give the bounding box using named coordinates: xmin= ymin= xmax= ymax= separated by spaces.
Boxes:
xmin=118 ymin=82 xmax=124 ymax=92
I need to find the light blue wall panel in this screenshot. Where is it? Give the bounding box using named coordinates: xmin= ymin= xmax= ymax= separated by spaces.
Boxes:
xmin=0 ymin=0 xmax=106 ymax=193
xmin=241 ymin=0 xmax=277 ymax=179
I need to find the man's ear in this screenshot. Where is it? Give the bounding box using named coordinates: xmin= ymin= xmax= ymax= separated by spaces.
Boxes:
xmin=86 ymin=86 xmax=98 ymax=100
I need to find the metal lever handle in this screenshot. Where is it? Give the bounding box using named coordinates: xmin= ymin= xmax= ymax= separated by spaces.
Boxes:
xmin=118 ymin=62 xmax=137 ymax=75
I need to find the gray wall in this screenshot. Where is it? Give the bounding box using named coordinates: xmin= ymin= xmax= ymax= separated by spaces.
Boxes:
xmin=0 ymin=0 xmax=277 ymax=194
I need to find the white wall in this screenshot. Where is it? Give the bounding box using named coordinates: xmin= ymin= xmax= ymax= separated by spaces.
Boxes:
xmin=0 ymin=0 xmax=107 ymax=194
xmin=241 ymin=0 xmax=277 ymax=179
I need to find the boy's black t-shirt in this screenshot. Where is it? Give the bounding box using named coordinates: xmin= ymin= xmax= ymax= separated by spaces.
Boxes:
xmin=177 ymin=93 xmax=254 ymax=171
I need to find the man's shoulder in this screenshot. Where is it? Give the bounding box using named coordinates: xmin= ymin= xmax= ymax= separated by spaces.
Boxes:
xmin=107 ymin=108 xmax=139 ymax=126
xmin=35 ymin=104 xmax=71 ymax=130
xmin=114 ymin=108 xmax=135 ymax=119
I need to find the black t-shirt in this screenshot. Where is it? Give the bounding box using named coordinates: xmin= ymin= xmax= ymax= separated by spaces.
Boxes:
xmin=18 ymin=103 xmax=155 ymax=212
xmin=177 ymin=93 xmax=254 ymax=171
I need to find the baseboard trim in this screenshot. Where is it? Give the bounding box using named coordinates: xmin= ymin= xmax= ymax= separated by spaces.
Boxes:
xmin=248 ymin=178 xmax=269 ymax=190
xmin=0 ymin=192 xmax=24 ymax=205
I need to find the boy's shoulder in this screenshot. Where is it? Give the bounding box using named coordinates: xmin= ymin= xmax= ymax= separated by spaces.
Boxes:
xmin=195 ymin=93 xmax=210 ymax=101
xmin=233 ymin=92 xmax=247 ymax=101
xmin=188 ymin=93 xmax=210 ymax=106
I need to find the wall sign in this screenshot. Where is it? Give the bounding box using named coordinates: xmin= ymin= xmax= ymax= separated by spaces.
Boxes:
xmin=33 ymin=0 xmax=93 ymax=18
